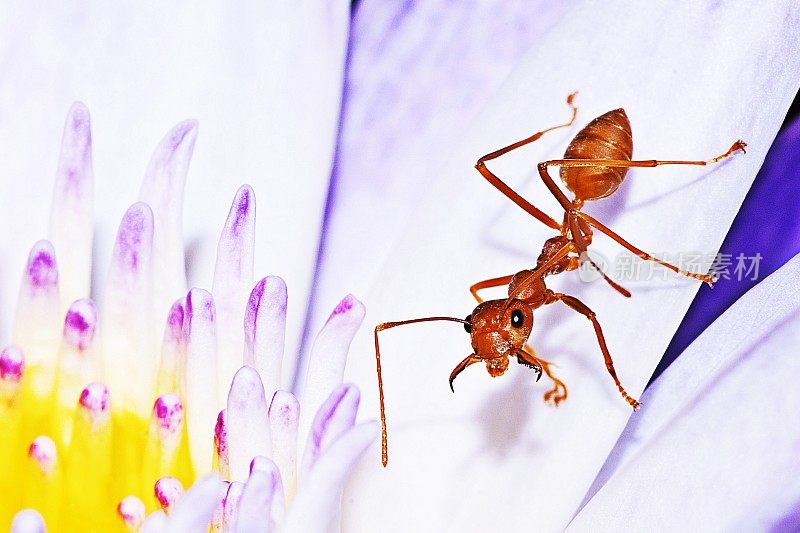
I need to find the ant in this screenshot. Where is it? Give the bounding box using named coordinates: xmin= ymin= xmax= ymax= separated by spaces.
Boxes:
xmin=374 ymin=93 xmax=746 ymax=466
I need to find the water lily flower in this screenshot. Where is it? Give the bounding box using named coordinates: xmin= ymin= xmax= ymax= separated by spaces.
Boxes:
xmin=330 ymin=2 xmax=800 ymax=531
xmin=2 ymin=1 xmax=799 ymax=532
xmin=0 ymin=103 xmax=376 ymax=531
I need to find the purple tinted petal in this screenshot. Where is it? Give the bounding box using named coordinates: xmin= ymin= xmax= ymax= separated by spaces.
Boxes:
xmin=213 ymin=185 xmax=256 ymax=408
xmin=660 ymin=115 xmax=800 ymax=380
xmin=268 ymin=390 xmax=299 ymax=499
xmin=166 ymin=474 xmax=225 ymax=532
xmin=139 ymin=119 xmax=198 ymax=326
xmin=156 ymin=297 xmax=186 ymax=398
xmin=214 ymin=408 xmax=229 ymax=478
xmin=307 ymin=0 xmax=569 ymax=365
xmin=301 ymin=383 xmax=359 ymax=478
xmin=103 ymin=202 xmax=157 ymax=415
xmin=185 ymin=288 xmax=219 ymax=474
xmin=235 ymin=469 xmax=279 ymax=533
xmin=297 ymin=295 xmax=364 ymax=451
xmin=244 ymin=276 xmax=288 ymax=404
xmin=340 ymin=3 xmax=799 ymax=531
xmin=286 ymin=422 xmax=378 ymax=532
xmin=49 ymin=101 xmax=93 ymax=311
xmin=222 ymin=481 xmax=244 ymax=531
xmin=573 ymin=255 xmax=800 ymax=530
xmin=226 ymin=366 xmax=271 ymax=482
xmin=13 ymin=241 xmax=61 ymax=395
xmin=249 ymin=456 xmax=285 ymax=529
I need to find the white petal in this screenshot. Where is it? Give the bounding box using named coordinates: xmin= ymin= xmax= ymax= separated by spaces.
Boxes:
xmin=156 ymin=298 xmax=187 ymax=399
xmin=298 ymin=295 xmax=365 ymax=458
xmin=249 ymin=456 xmax=285 ymax=530
xmin=268 ymin=390 xmax=299 ymax=501
xmin=49 ymin=102 xmax=94 ymax=314
xmin=185 ymin=288 xmax=219 ymax=474
xmin=139 ymin=119 xmax=198 ymax=329
xmin=245 ymin=276 xmax=288 ymax=404
xmin=569 ymin=253 xmax=800 ymax=530
xmin=213 ymin=185 xmax=256 ymax=408
xmin=226 ymin=366 xmax=271 ymax=482
xmin=166 ymin=474 xmax=225 ymax=533
xmin=343 ymin=2 xmax=800 ymax=531
xmin=235 ymin=465 xmax=282 ymax=533
xmin=222 ymin=481 xmax=244 ymax=533
xmin=103 ymin=203 xmax=157 ymax=415
xmin=284 ymin=421 xmax=378 ymax=533
xmin=141 ymin=510 xmax=168 ymax=533
xmin=12 ymin=241 xmax=61 ymax=395
xmin=300 ymin=383 xmax=360 ymax=480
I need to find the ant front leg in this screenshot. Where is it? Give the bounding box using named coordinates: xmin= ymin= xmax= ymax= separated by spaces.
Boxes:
xmin=517 ymin=349 xmax=568 ymax=406
xmin=547 ymin=292 xmax=640 ymax=409
xmin=474 ymin=93 xmax=579 ymax=232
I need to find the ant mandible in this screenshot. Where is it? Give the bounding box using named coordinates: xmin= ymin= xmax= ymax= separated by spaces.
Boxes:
xmin=374 ymin=93 xmax=746 ymax=466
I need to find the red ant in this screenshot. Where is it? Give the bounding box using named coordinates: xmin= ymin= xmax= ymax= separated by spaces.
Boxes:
xmin=374 ymin=93 xmax=746 ymax=466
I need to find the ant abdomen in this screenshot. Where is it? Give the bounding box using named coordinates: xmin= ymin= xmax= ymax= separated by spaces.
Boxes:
xmin=560 ymin=108 xmax=633 ymax=201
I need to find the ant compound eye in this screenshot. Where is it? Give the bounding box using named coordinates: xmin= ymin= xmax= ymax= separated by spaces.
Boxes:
xmin=511 ymin=309 xmax=525 ymax=328
xmin=464 ymin=314 xmax=472 ymax=333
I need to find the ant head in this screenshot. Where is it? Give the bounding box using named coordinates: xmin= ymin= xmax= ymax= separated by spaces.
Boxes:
xmin=463 ymin=299 xmax=533 ymax=362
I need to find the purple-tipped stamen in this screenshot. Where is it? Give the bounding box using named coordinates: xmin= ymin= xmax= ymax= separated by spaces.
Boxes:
xmin=117 ymin=496 xmax=146 ymax=530
xmin=63 ymin=299 xmax=97 ymax=351
xmin=28 ymin=436 xmax=57 ymax=475
xmin=79 ymin=382 xmax=111 ymax=427
xmin=154 ymin=476 xmax=185 ymax=514
xmin=153 ymin=393 xmax=184 ymax=436
xmin=0 ymin=346 xmax=24 ymax=383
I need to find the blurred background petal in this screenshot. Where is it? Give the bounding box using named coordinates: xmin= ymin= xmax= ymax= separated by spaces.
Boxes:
xmin=302 ymin=0 xmax=569 ymax=382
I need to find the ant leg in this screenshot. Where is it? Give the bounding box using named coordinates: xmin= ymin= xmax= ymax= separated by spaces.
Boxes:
xmin=518 ymin=348 xmax=568 ymax=405
xmin=470 ymin=275 xmax=514 ymax=303
xmin=448 ymin=354 xmax=482 ymax=392
xmin=541 ymin=139 xmax=746 ymax=173
xmin=579 ymin=211 xmax=715 ymax=284
xmin=548 ymin=293 xmax=640 ymax=409
xmin=567 ymin=215 xmax=631 ymax=297
xmin=474 ymin=93 xmax=579 ymax=231
xmin=536 ymin=138 xmax=747 ymax=222
xmin=537 ymin=138 xmax=746 ymax=285
xmin=374 ymin=317 xmax=471 ymax=466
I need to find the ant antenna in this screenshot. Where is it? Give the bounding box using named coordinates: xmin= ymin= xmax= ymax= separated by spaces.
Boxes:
xmin=375 ymin=317 xmax=471 ymax=467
